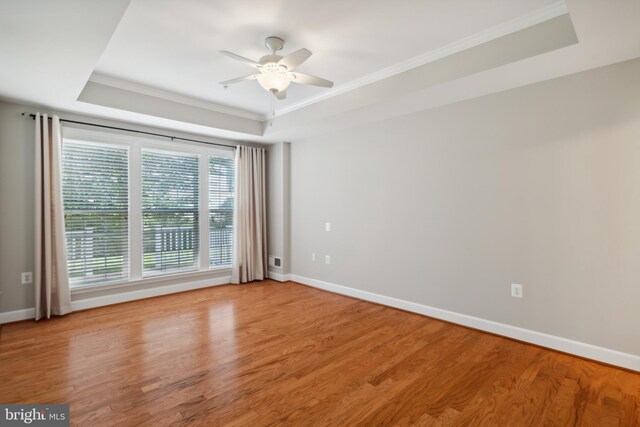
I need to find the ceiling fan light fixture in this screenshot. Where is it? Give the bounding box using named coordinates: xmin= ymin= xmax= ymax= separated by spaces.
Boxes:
xmin=220 ymin=37 xmax=333 ymax=99
xmin=257 ymin=65 xmax=291 ymax=93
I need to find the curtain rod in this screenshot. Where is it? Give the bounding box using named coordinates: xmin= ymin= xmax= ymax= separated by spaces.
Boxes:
xmin=22 ymin=112 xmax=236 ymax=150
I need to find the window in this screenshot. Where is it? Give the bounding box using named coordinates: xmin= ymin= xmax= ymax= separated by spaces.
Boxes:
xmin=209 ymin=156 xmax=234 ymax=266
xmin=62 ymin=141 xmax=129 ymax=284
xmin=142 ymin=149 xmax=200 ymax=275
xmin=61 ymin=130 xmax=234 ymax=288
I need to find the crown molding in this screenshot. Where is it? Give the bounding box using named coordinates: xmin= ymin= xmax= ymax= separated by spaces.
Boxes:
xmin=275 ymin=1 xmax=569 ymax=118
xmin=88 ymin=73 xmax=265 ymax=121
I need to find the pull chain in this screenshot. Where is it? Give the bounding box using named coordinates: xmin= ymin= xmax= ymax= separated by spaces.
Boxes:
xmin=270 ymin=93 xmax=275 ymax=127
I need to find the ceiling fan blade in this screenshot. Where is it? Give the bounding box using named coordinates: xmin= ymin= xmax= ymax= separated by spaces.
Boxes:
xmin=220 ymin=51 xmax=262 ymax=68
xmin=275 ymin=90 xmax=287 ymax=100
xmin=278 ymin=48 xmax=312 ymax=70
xmin=219 ymin=75 xmax=259 ymax=85
xmin=291 ymin=72 xmax=334 ymax=88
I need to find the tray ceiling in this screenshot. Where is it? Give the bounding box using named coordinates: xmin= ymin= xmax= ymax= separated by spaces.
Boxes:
xmin=1 ymin=0 xmax=639 ymax=143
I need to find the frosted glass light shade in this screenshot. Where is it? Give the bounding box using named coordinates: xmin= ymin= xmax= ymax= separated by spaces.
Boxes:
xmin=257 ymin=66 xmax=291 ymax=93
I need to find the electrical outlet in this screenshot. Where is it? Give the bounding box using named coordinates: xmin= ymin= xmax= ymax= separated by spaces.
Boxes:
xmin=511 ymin=283 xmax=523 ymax=298
xmin=325 ymin=222 xmax=331 ymax=232
xmin=21 ymin=272 xmax=33 ymax=285
xmin=325 ymin=255 xmax=331 ymax=264
xmin=312 ymin=253 xmax=316 ymax=261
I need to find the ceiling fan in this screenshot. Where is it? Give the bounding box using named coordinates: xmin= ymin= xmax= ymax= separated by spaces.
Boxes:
xmin=219 ymin=36 xmax=334 ymax=100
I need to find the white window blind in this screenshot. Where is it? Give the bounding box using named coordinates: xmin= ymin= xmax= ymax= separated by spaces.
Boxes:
xmin=62 ymin=141 xmax=129 ymax=285
xmin=142 ymin=149 xmax=200 ymax=275
xmin=209 ymin=156 xmax=234 ymax=266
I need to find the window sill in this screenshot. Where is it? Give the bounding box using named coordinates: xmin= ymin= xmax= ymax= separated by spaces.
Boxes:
xmin=70 ymin=266 xmax=232 ymax=295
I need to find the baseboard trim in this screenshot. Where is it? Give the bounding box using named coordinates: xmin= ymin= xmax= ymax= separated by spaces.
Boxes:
xmin=289 ymin=274 xmax=640 ymax=372
xmin=0 ymin=277 xmax=232 ymax=324
xmin=268 ymin=272 xmax=291 ymax=282
xmin=0 ymin=308 xmax=36 ymax=324
xmin=70 ymin=276 xmax=232 ymax=311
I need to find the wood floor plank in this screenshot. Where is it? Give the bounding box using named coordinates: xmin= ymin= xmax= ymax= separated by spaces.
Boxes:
xmin=1 ymin=280 xmax=639 ymax=426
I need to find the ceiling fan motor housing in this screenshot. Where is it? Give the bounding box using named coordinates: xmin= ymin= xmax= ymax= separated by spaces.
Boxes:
xmin=259 ymin=55 xmax=283 ymax=66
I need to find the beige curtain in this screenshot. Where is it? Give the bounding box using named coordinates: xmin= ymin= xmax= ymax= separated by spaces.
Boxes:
xmin=231 ymin=145 xmax=268 ymax=284
xmin=34 ymin=113 xmax=72 ymax=320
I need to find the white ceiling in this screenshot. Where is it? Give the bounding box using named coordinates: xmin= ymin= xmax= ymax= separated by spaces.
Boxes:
xmin=1 ymin=0 xmax=639 ymax=144
xmin=93 ymin=0 xmax=560 ymax=117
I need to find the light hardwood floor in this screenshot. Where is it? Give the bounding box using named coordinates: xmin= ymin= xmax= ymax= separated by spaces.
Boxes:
xmin=1 ymin=280 xmax=639 ymax=426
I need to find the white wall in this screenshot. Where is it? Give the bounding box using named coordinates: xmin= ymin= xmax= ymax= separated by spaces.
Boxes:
xmin=289 ymin=58 xmax=640 ymax=357
xmin=0 ymin=102 xmax=36 ymax=313
xmin=267 ymin=142 xmax=291 ymax=278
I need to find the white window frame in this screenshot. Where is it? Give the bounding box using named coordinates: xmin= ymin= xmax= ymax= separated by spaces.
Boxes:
xmin=62 ymin=126 xmax=234 ymax=292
